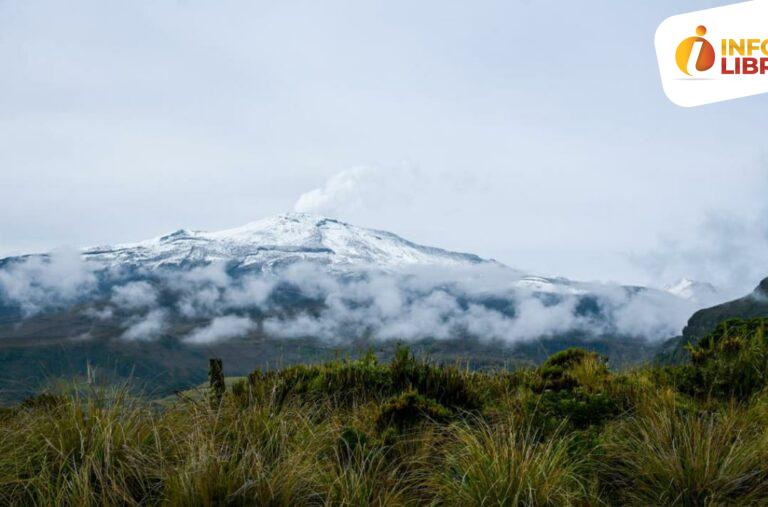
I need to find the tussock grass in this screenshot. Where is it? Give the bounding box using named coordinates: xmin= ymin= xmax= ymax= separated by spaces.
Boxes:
xmin=158 ymin=401 xmax=324 ymax=506
xmin=3 ymin=319 xmax=768 ymax=505
xmin=0 ymin=386 xmax=161 ymax=506
xmin=601 ymin=396 xmax=768 ymax=506
xmin=432 ymin=416 xmax=589 ymax=506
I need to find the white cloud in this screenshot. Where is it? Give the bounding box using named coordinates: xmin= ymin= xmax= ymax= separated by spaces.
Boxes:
xmin=1 ymin=247 xmax=696 ymax=345
xmin=261 ymin=262 xmax=691 ymax=343
xmin=178 ymin=286 xmax=222 ymax=318
xmin=84 ymin=306 xmax=114 ymax=321
xmin=0 ymin=248 xmax=98 ymax=315
xmin=184 ymin=315 xmax=256 ymax=344
xmin=121 ymin=309 xmax=167 ymax=341
xmin=637 ymin=205 xmax=768 ymax=300
xmin=591 ymin=284 xmax=693 ymax=339
xmin=111 ymin=281 xmax=158 ymax=310
xmin=223 ymin=275 xmax=275 ymax=308
xmin=168 ymin=263 xmax=230 ymax=317
xmin=294 ymin=164 xmax=429 ymax=219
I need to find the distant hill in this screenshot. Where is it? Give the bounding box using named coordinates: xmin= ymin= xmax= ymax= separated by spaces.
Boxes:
xmin=0 ymin=213 xmax=699 ymax=403
xmin=683 ymin=278 xmax=768 ymax=341
xmin=656 ymin=277 xmax=768 ymax=363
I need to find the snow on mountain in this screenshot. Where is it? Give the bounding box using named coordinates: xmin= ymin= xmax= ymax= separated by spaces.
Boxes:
xmin=0 ymin=213 xmax=703 ymax=343
xmin=664 ymin=278 xmax=720 ymax=306
xmin=510 ymin=276 xmax=589 ymax=295
xmin=8 ymin=213 xmax=704 ymax=306
xmin=81 ymin=213 xmax=493 ymax=271
xmin=3 ymin=213 xmax=707 ymax=311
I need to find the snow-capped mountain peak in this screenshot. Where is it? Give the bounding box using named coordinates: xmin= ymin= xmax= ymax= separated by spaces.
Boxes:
xmin=0 ymin=213 xmax=708 ymax=347
xmin=664 ymin=278 xmax=720 ymax=305
xmin=82 ymin=213 xmax=491 ymax=271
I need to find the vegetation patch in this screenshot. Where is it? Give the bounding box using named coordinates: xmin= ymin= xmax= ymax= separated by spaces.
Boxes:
xmin=674 ymin=318 xmax=768 ymax=401
xmin=376 ymin=389 xmax=451 ymax=432
xmin=2 ymin=318 xmax=768 ymax=505
xmin=525 ymin=348 xmax=629 ymax=432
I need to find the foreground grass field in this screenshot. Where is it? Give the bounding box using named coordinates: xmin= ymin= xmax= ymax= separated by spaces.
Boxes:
xmin=1 ymin=318 xmax=768 ymax=506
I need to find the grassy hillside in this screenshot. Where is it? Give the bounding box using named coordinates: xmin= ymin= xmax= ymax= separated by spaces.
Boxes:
xmin=0 ymin=318 xmax=660 ymax=405
xmin=2 ymin=318 xmax=768 ymax=505
xmin=683 ymin=277 xmax=768 ymax=342
xmin=655 ymin=277 xmax=768 ymax=365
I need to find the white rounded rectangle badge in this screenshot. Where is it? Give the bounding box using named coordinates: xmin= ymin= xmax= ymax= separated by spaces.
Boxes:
xmin=655 ymin=0 xmax=768 ymax=107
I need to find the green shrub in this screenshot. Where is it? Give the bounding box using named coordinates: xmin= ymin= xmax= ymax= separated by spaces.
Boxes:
xmin=376 ymin=389 xmax=451 ymax=432
xmin=526 ymin=348 xmax=625 ymax=431
xmin=19 ymin=392 xmax=65 ymax=411
xmin=248 ymin=350 xmax=393 ymax=408
xmin=389 ymin=346 xmax=484 ymax=412
xmin=676 ymin=318 xmax=768 ymax=401
xmin=543 ymin=347 xmax=598 ymax=370
xmin=247 ymin=346 xmax=485 ymax=413
xmin=533 ymin=390 xmax=620 ymax=432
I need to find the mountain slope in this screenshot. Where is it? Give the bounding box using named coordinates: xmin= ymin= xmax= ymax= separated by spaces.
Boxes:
xmin=656 ymin=277 xmax=768 ymax=363
xmin=81 ymin=213 xmax=492 ymax=271
xmin=0 ymin=213 xmax=705 ymax=402
xmin=0 ymin=212 xmax=697 ymax=343
xmin=682 ymin=277 xmax=768 ymax=342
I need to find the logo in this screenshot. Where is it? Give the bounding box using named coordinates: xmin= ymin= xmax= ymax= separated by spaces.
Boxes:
xmin=675 ymin=25 xmax=716 ymax=76
xmin=655 ymin=1 xmax=768 ymax=107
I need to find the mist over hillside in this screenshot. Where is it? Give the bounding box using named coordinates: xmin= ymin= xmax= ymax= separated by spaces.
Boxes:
xmin=0 ymin=213 xmax=727 ymax=401
xmin=0 ymin=213 xmax=701 ymax=341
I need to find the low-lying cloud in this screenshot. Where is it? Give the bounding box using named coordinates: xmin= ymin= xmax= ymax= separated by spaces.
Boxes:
xmin=0 ymin=248 xmax=97 ymax=315
xmin=111 ymin=281 xmax=158 ymax=310
xmin=184 ymin=315 xmax=256 ymax=344
xmin=121 ymin=309 xmax=167 ymax=341
xmin=0 ymin=253 xmax=697 ymax=344
xmin=259 ymin=264 xmax=694 ymax=343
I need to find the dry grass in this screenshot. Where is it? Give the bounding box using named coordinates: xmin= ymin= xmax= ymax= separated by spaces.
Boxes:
xmin=431 ymin=416 xmax=591 ymax=506
xmin=601 ymin=394 xmax=768 ymax=506
xmin=4 ymin=336 xmax=768 ymax=505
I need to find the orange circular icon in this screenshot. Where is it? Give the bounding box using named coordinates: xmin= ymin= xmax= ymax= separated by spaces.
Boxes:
xmin=676 ymin=25 xmax=716 ymax=76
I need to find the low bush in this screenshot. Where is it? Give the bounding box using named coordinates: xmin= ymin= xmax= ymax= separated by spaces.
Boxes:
xmin=526 ymin=348 xmax=627 ymax=431
xmin=388 ymin=346 xmax=484 ymax=412
xmin=376 ymin=389 xmax=451 ymax=432
xmin=247 ymin=346 xmax=485 ymax=413
xmin=675 ymin=318 xmax=768 ymax=401
xmin=248 ymin=350 xmax=392 ymax=407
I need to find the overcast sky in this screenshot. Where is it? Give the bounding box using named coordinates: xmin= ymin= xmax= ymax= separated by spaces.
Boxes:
xmin=1 ymin=0 xmax=766 ymax=296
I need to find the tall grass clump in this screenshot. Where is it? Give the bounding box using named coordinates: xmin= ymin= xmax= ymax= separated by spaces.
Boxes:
xmin=158 ymin=400 xmax=325 ymax=506
xmin=601 ymin=395 xmax=768 ymax=505
xmin=432 ymin=416 xmax=589 ymax=506
xmin=0 ymin=386 xmax=161 ymax=506
xmin=317 ymin=437 xmax=414 ymax=506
